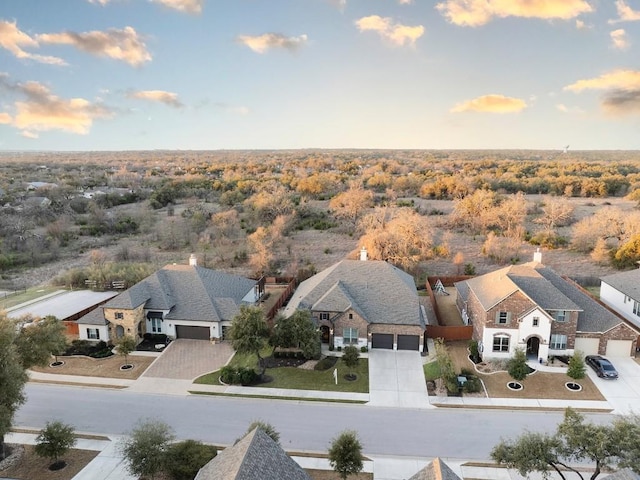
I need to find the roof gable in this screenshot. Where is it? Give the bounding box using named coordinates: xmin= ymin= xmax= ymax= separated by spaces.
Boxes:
xmin=601 ymin=268 xmax=640 ymax=301
xmin=409 ymin=458 xmax=462 ymax=480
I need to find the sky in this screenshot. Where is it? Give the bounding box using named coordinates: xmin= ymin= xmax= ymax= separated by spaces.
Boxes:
xmin=1 ymin=0 xmax=640 ymax=151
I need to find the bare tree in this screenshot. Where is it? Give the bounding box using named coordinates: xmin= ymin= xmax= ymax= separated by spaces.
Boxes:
xmin=536 ymin=197 xmax=575 ymax=234
xmin=329 ymin=181 xmax=374 ymax=227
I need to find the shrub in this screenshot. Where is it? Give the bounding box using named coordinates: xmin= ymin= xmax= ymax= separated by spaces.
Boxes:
xmin=337 ymin=346 xmax=342 ymax=352
xmin=219 ymin=366 xmax=236 ymax=384
xmin=360 ymin=346 xmax=368 ymax=353
xmin=468 ymin=340 xmax=481 ymax=363
xmin=236 ymin=367 xmax=258 ymax=385
xmin=463 ymin=376 xmax=482 ymax=394
xmin=507 ymin=348 xmax=530 ymax=381
xmin=567 ymin=351 xmax=587 ymax=380
xmin=464 ymin=263 xmax=476 ymax=275
xmin=314 ymin=356 xmax=338 ymax=371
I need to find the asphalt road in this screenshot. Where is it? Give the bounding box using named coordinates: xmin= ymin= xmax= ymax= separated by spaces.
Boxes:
xmin=16 ymin=384 xmax=615 ymax=460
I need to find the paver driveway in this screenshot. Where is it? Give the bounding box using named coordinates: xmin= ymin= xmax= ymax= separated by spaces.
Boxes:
xmin=141 ymin=339 xmax=234 ymax=380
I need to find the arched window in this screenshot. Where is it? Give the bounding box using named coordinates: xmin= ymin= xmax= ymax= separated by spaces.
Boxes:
xmin=492 ymin=334 xmax=510 ymax=352
xmin=116 ymin=325 xmax=125 ymax=339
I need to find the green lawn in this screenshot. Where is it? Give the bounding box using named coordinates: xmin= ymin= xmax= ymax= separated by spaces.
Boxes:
xmin=194 ymin=350 xmax=369 ymax=393
xmin=0 ymin=285 xmax=65 ymax=310
xmin=423 ymin=360 xmax=441 ymax=381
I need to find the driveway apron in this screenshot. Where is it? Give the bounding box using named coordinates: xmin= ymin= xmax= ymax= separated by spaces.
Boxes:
xmin=367 ymin=350 xmax=432 ymax=409
xmin=585 ymin=356 xmax=640 ymax=414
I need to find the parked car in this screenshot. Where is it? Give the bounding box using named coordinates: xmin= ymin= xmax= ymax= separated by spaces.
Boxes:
xmin=585 ymin=355 xmax=619 ymax=379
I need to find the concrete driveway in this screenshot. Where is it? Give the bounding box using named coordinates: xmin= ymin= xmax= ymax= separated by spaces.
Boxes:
xmin=367 ymin=350 xmax=432 ymax=409
xmin=585 ymin=356 xmax=640 ymax=414
xmin=140 ymin=339 xmax=234 ymax=380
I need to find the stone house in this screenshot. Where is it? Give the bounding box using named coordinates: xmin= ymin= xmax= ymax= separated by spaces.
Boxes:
xmin=455 ymin=251 xmax=639 ymax=361
xmin=76 ymin=254 xmax=259 ymax=344
xmin=283 ymin=249 xmax=426 ymax=351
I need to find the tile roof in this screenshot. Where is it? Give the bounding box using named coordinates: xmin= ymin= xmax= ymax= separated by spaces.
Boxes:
xmin=283 ymin=259 xmax=423 ymax=327
xmin=408 ymin=458 xmax=462 ymax=480
xmin=195 ymin=428 xmax=311 ymax=480
xmin=79 ymin=264 xmax=256 ymax=325
xmin=601 ymin=268 xmax=640 ymax=301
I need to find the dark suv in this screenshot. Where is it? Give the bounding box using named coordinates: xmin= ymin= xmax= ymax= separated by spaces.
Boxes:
xmin=585 ymin=355 xmax=619 ymax=379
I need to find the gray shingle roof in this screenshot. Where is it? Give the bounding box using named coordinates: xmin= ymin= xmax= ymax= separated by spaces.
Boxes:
xmin=77 ymin=307 xmax=106 ymax=326
xmin=195 ymin=428 xmax=311 ymax=480
xmin=408 ymin=458 xmax=462 ymax=480
xmin=601 ymin=268 xmax=640 ymax=301
xmin=601 ymin=469 xmax=640 ymax=480
xmin=98 ymin=264 xmax=256 ymax=323
xmin=284 ymin=259 xmax=423 ymax=327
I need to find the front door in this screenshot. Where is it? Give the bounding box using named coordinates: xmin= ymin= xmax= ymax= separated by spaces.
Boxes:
xmin=320 ymin=325 xmax=330 ymax=344
xmin=526 ymin=337 xmax=540 ymax=358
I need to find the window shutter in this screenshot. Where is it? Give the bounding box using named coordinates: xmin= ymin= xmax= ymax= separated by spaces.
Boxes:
xmin=96 ymin=329 xmax=100 ymax=340
xmin=495 ymin=311 xmax=500 ymax=322
xmin=507 ymin=312 xmax=512 ymax=323
xmin=86 ymin=328 xmax=90 ymax=338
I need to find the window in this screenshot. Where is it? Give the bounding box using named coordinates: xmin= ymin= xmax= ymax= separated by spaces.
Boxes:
xmin=86 ymin=328 xmax=100 ymax=340
xmin=343 ymin=327 xmax=358 ymax=345
xmin=634 ymin=301 xmax=640 ymax=317
xmin=550 ymin=334 xmax=567 ymax=350
xmin=492 ymin=335 xmax=509 ymax=352
xmin=320 ymin=312 xmax=330 ymax=321
xmin=115 ymin=312 xmax=124 ymax=320
xmin=532 ymin=317 xmax=539 ymax=327
xmin=554 ymin=311 xmax=566 ymax=322
xmin=497 ymin=312 xmax=508 ymax=324
xmin=151 ymin=317 xmax=162 ymax=333
xmin=348 ymin=313 xmax=353 ymax=319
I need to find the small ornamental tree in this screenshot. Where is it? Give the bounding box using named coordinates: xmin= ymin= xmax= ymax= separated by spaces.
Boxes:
xmin=228 ymin=306 xmax=270 ymax=375
xmin=567 ymin=350 xmax=586 ymax=380
xmin=163 ymin=440 xmax=216 ymax=480
xmin=434 ymin=338 xmax=458 ymax=393
xmin=34 ymin=421 xmax=77 ymax=469
xmin=328 ymin=430 xmax=364 ymax=480
xmin=507 ymin=348 xmax=529 ymax=382
xmin=341 ymin=345 xmax=360 ymax=380
xmin=116 ymin=335 xmax=137 ymax=368
xmin=120 ymin=419 xmax=175 ymax=480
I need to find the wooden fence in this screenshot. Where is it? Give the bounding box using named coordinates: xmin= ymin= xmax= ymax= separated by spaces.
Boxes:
xmin=265 ymin=277 xmax=297 ymax=322
xmin=425 ymin=325 xmax=473 ymax=341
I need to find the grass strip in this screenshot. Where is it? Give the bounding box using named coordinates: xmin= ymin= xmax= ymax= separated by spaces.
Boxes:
xmin=188 ymin=390 xmax=367 ymax=404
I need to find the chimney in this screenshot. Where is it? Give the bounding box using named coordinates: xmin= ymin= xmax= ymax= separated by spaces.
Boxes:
xmin=360 ymin=247 xmax=368 ymax=261
xmin=189 ymin=253 xmax=197 ymax=266
xmin=533 ymin=248 xmax=542 ymax=264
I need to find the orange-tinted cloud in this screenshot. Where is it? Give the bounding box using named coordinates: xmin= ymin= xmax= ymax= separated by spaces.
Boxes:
xmin=237 ymin=33 xmax=308 ymax=53
xmin=0 ymin=112 xmax=11 ymax=124
xmin=355 ymin=15 xmax=424 ymax=46
xmin=451 ymin=94 xmax=527 ymax=113
xmin=37 ymin=26 xmax=151 ymax=66
xmin=128 ymin=90 xmax=183 ymax=108
xmin=436 ymin=0 xmax=592 ymax=27
xmin=151 ymin=0 xmax=204 ymax=14
xmin=565 ymin=70 xmax=640 ymax=116
xmin=610 ymin=29 xmax=630 ymax=49
xmin=0 ymin=75 xmax=112 ymax=134
xmin=0 ymin=20 xmax=66 ymax=65
xmin=609 ymin=0 xmax=640 ymax=23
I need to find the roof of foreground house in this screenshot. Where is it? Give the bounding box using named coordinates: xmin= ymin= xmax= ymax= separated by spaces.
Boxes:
xmin=195 ymin=428 xmax=311 ymax=480
xmin=408 ymin=457 xmax=462 ymax=480
xmin=601 ymin=268 xmax=640 ymax=301
xmin=601 ymin=469 xmax=640 ymax=480
xmin=457 ymin=262 xmax=632 ymax=334
xmin=79 ymin=264 xmax=256 ymax=325
xmin=283 ymin=259 xmax=423 ymax=327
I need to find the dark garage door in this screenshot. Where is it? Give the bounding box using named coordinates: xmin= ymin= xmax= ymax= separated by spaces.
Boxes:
xmin=175 ymin=325 xmax=210 ymax=340
xmin=371 ymin=333 xmax=394 ymax=349
xmin=397 ymin=334 xmax=420 ymax=351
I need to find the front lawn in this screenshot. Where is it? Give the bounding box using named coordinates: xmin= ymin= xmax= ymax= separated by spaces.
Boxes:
xmin=194 ymin=350 xmax=369 ymax=393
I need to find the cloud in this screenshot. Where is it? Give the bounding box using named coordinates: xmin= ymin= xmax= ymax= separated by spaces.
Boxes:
xmin=399 ymin=0 xmax=414 ymax=4
xmin=609 ymin=0 xmax=640 ymax=23
xmin=436 ymin=0 xmax=593 ymax=27
xmin=0 ymin=112 xmax=11 ymax=123
xmin=451 ymin=94 xmax=527 ymax=113
xmin=564 ymin=70 xmax=640 ymax=92
xmin=0 ymin=20 xmax=66 ymax=65
xmin=237 ymin=33 xmax=308 ymax=53
xmin=37 ymin=26 xmax=151 ymax=66
xmin=88 ymin=0 xmax=111 ymax=4
xmin=610 ymin=29 xmax=630 ymax=49
xmin=355 ymin=15 xmax=424 ymax=46
xmin=21 ymin=130 xmax=38 ymax=139
xmin=0 ymin=75 xmax=112 ymax=135
xmin=213 ymin=103 xmax=250 ymax=115
xmin=556 ymin=103 xmax=585 ymax=114
xmin=128 ymin=89 xmax=183 ymax=108
xmin=151 ymin=0 xmax=204 ymax=14
xmin=602 ymin=89 xmax=640 ymax=115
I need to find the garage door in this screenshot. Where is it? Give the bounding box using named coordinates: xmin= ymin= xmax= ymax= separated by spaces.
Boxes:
xmin=397 ymin=335 xmax=420 ymax=351
xmin=371 ymin=333 xmax=393 ymax=349
xmin=574 ymin=338 xmax=600 ymax=356
xmin=605 ymin=340 xmax=633 ymax=357
xmin=175 ymin=325 xmax=210 ymax=340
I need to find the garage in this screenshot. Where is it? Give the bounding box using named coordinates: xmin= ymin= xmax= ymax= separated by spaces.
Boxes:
xmin=605 ymin=339 xmax=634 ymax=357
xmin=397 ymin=334 xmax=420 ymax=351
xmin=175 ymin=325 xmax=210 ymax=340
xmin=574 ymin=337 xmax=600 ymax=356
xmin=371 ymin=333 xmax=393 ymax=349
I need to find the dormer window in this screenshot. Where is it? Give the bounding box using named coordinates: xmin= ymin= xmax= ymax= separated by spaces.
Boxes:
xmin=554 ymin=311 xmax=567 ymax=322
xmin=496 ymin=311 xmax=510 ymax=324
xmin=320 ymin=312 xmax=330 ymax=321
xmin=115 ymin=312 xmax=124 ymax=320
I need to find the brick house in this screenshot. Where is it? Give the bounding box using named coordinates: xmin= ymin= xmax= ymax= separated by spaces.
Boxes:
xmin=283 ymin=249 xmax=426 ymax=351
xmin=455 ymin=251 xmax=639 ymax=361
xmin=77 ymin=254 xmax=259 ymax=344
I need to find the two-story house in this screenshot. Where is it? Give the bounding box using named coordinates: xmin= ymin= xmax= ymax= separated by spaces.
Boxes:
xmin=455 ymin=252 xmax=639 ymax=361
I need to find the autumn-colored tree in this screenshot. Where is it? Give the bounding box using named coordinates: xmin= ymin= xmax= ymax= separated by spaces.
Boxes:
xmin=535 ymin=197 xmax=575 ymax=234
xmin=329 ymin=181 xmax=374 ymax=226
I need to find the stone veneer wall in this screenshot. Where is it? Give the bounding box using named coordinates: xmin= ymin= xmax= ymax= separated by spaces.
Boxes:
xmin=103 ymin=304 xmax=146 ymax=342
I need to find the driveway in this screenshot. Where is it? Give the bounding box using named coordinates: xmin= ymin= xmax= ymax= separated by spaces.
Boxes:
xmin=367 ymin=350 xmax=432 ymax=409
xmin=140 ymin=339 xmax=234 ymax=380
xmin=585 ymin=356 xmax=640 ymax=414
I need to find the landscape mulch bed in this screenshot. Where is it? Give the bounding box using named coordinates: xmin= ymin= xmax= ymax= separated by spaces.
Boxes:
xmin=0 ymin=445 xmax=98 ymax=480
xmin=30 ymin=354 xmax=156 ymax=379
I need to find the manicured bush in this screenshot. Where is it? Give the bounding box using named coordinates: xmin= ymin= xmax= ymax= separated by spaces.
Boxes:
xmin=314 ymin=356 xmax=338 ymax=371
xmin=462 ymin=376 xmax=482 ymax=394
xmin=567 ymin=351 xmax=587 ymax=380
xmin=236 ymin=367 xmax=258 ymax=385
xmin=468 ymin=340 xmax=481 ymax=363
xmin=360 ymin=346 xmax=368 ymax=353
xmin=219 ymin=366 xmax=236 ymax=384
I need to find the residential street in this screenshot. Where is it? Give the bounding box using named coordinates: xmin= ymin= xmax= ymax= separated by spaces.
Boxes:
xmin=16 ymin=384 xmax=615 ymax=459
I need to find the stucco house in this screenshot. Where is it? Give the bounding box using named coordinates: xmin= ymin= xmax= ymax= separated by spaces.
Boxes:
xmin=600 ymin=268 xmax=640 ymax=334
xmin=455 ymin=251 xmax=639 ymax=361
xmin=77 ymin=254 xmax=259 ymax=343
xmin=283 ymin=249 xmax=426 ymax=351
